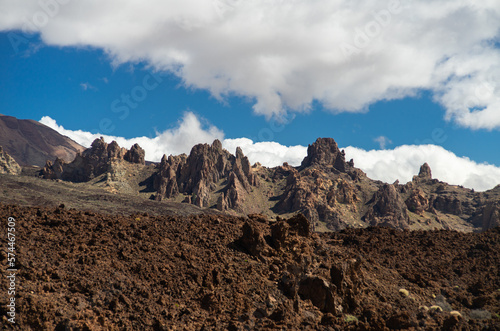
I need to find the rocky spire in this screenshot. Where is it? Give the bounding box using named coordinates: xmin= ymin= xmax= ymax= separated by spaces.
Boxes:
xmin=418 ymin=163 xmax=432 ymax=179
xmin=300 ymin=138 xmax=346 ymax=172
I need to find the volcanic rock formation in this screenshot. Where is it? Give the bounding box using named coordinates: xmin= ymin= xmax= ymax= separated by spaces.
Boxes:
xmin=154 ymin=140 xmax=258 ymax=209
xmin=364 ymin=183 xmax=410 ymax=229
xmin=42 ymin=137 xmax=145 ymax=182
xmin=33 ymin=134 xmax=500 ymax=232
xmin=0 ymin=146 xmax=22 ymax=175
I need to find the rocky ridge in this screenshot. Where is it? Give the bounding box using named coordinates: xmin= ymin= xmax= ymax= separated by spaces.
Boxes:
xmin=36 ymin=137 xmax=500 ymax=233
xmin=42 ymin=137 xmax=145 ymax=182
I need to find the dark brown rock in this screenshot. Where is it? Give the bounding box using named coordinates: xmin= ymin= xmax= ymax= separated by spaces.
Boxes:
xmin=298 ymin=276 xmax=337 ymax=313
xmin=301 ymin=138 xmax=346 ymax=172
xmin=154 ymin=140 xmax=258 ymax=209
xmin=480 ymin=202 xmax=500 ymax=230
xmin=124 ymin=143 xmax=145 ymax=165
xmin=364 ymin=184 xmax=410 ymax=229
xmin=239 ymin=221 xmax=269 ymax=258
xmin=418 ymin=163 xmax=432 ymax=179
xmin=405 ymin=188 xmax=429 ymax=215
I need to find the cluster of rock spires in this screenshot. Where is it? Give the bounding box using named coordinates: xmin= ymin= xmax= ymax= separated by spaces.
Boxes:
xmin=0 ymin=146 xmax=22 ymax=175
xmin=30 ymin=136 xmax=500 ymax=232
xmin=153 ymin=139 xmax=258 ymax=209
xmin=41 ymin=137 xmax=145 ymax=182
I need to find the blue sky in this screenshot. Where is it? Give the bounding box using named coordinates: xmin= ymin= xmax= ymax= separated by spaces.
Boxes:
xmin=1 ymin=0 xmax=500 ymax=190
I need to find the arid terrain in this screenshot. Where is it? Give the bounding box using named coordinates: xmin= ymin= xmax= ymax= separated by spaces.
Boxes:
xmin=1 ymin=117 xmax=499 ymax=329
xmin=0 ymin=204 xmax=499 ymax=330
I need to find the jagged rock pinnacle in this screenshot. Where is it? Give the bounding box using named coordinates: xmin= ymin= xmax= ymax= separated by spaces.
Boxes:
xmin=301 ymin=138 xmax=346 ymax=172
xmin=418 ymin=163 xmax=432 ymax=179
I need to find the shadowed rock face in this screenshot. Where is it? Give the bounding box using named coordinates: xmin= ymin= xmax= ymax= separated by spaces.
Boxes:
xmin=0 ymin=114 xmax=84 ymax=166
xmin=41 ymin=138 xmax=145 ymax=182
xmin=364 ymin=184 xmax=410 ymax=229
xmin=0 ymin=146 xmax=21 ymax=175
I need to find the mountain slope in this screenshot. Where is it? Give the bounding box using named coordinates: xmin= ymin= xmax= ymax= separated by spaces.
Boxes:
xmin=0 ymin=114 xmax=84 ymax=167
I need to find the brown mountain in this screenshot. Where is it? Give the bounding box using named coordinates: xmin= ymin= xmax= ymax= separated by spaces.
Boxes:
xmin=0 ymin=114 xmax=84 ymax=167
xmin=41 ymin=137 xmax=500 ymax=233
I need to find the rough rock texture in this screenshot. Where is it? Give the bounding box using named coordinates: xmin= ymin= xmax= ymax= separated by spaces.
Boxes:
xmin=405 ymin=188 xmax=430 ymax=215
xmin=3 ymin=203 xmax=499 ymax=330
xmin=480 ymin=202 xmax=500 ymax=230
xmin=34 ymin=136 xmax=500 ymax=233
xmin=124 ymin=143 xmax=146 ymax=165
xmin=364 ymin=184 xmax=410 ymax=229
xmin=154 ymin=140 xmax=258 ymax=209
xmin=418 ymin=162 xmax=432 ymax=179
xmin=301 ymin=137 xmax=347 ymax=172
xmin=274 ymin=139 xmax=367 ymax=231
xmin=0 ymin=146 xmax=22 ymax=175
xmin=41 ymin=138 xmax=146 ymax=182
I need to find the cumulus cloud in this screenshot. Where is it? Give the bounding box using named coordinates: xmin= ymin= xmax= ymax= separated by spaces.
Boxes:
xmin=40 ymin=113 xmax=500 ymax=191
xmin=3 ymin=0 xmax=500 ymax=128
xmin=222 ymin=138 xmax=307 ymax=167
xmin=40 ymin=112 xmax=224 ymax=161
xmin=344 ymin=145 xmax=500 ymax=192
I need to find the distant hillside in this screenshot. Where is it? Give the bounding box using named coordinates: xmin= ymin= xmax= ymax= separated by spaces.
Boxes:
xmin=0 ymin=114 xmax=84 ymax=167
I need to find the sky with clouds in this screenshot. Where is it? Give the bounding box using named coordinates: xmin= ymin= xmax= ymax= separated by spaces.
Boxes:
xmin=1 ymin=0 xmax=500 ymax=191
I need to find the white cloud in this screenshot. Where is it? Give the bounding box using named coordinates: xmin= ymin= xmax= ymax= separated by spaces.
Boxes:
xmin=40 ymin=114 xmax=500 ymax=191
xmin=3 ymin=0 xmax=500 ymax=128
xmin=40 ymin=112 xmax=224 ymax=161
xmin=344 ymin=145 xmax=500 ymax=192
xmin=223 ymin=138 xmax=307 ymax=167
xmin=373 ymin=136 xmax=392 ymax=149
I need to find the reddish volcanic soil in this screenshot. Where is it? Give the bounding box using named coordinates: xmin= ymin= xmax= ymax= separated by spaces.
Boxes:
xmin=0 ymin=204 xmax=499 ymax=330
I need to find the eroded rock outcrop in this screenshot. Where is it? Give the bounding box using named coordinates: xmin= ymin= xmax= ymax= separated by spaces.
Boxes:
xmin=274 ymin=138 xmax=363 ymax=231
xmin=364 ymin=184 xmax=410 ymax=229
xmin=124 ymin=143 xmax=145 ymax=165
xmin=405 ymin=188 xmax=429 ymax=215
xmin=301 ymin=138 xmax=347 ymax=172
xmin=41 ymin=138 xmax=145 ymax=182
xmin=480 ymin=202 xmax=500 ymax=230
xmin=0 ymin=146 xmax=22 ymax=175
xmin=418 ymin=163 xmax=432 ymax=180
xmin=154 ymin=140 xmax=258 ymax=209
